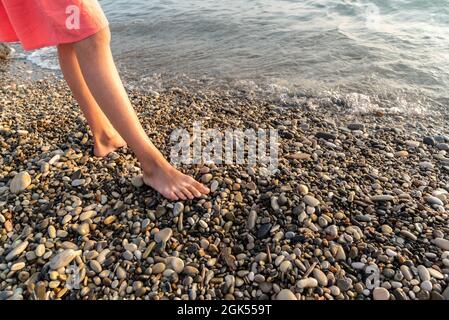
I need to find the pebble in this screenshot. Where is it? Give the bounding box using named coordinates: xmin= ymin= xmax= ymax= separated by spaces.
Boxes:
xmin=130 ymin=175 xmax=144 ymax=188
xmin=276 ymin=289 xmax=297 ymax=300
xmin=9 ymin=171 xmax=31 ymax=194
xmin=297 ymin=278 xmax=318 ymax=289
xmin=155 ymin=228 xmax=172 ymax=243
xmin=6 ymin=241 xmax=29 ymax=261
xmin=426 ymin=196 xmax=444 ymax=206
xmin=303 ymin=195 xmax=320 ymax=207
xmin=313 ymin=269 xmax=328 ymax=286
xmin=49 ymin=249 xmax=78 ymax=270
xmin=35 ymin=244 xmax=45 ymax=257
xmin=373 ymin=287 xmax=390 ymax=300
xmin=168 ymin=257 xmax=184 ymax=273
xmin=417 ymin=265 xmax=431 ymax=281
xmin=434 ymin=238 xmax=449 ymax=251
xmin=371 ymin=195 xmax=395 ymax=202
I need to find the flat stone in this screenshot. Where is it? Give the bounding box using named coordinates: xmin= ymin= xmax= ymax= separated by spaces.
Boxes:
xmin=247 ymin=210 xmax=257 ymax=230
xmin=131 ymin=175 xmax=144 ymax=188
xmin=35 ymin=244 xmax=45 ymax=257
xmin=80 ymin=210 xmax=96 ymax=221
xmin=303 ymin=195 xmax=320 ymax=207
xmin=155 ymin=228 xmax=172 ymax=243
xmin=373 ymin=287 xmax=390 ymax=300
xmin=257 ymin=223 xmax=271 ymax=239
xmin=151 ymin=262 xmax=166 ymax=274
xmin=371 ymin=195 xmax=395 ymax=202
xmin=434 ymin=238 xmax=449 ymax=251
xmin=173 ymin=202 xmax=184 ymax=216
xmin=201 ymin=174 xmax=213 ymax=183
xmin=417 ymin=265 xmax=431 ymax=281
xmin=168 ymin=257 xmax=184 ymax=273
xmin=423 ymin=136 xmax=435 ymax=146
xmin=6 ymin=241 xmax=29 ymax=261
xmin=400 ymin=230 xmax=417 ymax=241
xmin=50 ymin=249 xmax=78 ymax=270
xmin=313 ymin=269 xmax=328 ymax=286
xmin=297 ymin=278 xmax=318 ymax=289
xmin=279 ymin=260 xmax=292 ymax=273
xmin=316 ymin=132 xmax=336 ymax=141
xmin=421 ymin=280 xmax=433 ymax=291
xmin=9 ymin=171 xmax=31 ymax=194
xmin=426 ymin=196 xmax=444 ymax=206
xmin=276 ymin=289 xmax=297 ymax=300
xmin=348 ymin=123 xmax=365 ymax=131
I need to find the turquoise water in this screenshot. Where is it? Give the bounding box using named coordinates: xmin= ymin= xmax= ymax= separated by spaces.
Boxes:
xmin=28 ymin=0 xmax=449 ymax=111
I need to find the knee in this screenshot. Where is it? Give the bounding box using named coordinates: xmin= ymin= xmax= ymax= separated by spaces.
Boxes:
xmin=74 ymin=26 xmax=111 ymax=51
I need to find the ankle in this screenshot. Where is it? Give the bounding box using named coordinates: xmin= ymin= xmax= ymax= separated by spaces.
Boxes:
xmin=93 ymin=127 xmax=119 ymax=145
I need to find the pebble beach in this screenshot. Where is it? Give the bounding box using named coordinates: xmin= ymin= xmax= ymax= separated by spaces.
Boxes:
xmin=1 ymin=59 xmax=449 ymax=301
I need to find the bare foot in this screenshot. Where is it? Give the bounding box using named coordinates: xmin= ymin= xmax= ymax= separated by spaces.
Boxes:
xmin=93 ymin=132 xmax=127 ymax=157
xmin=142 ymin=161 xmax=210 ymax=201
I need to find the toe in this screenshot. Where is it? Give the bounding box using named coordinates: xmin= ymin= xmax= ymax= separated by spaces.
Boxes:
xmin=193 ymin=180 xmax=210 ymax=194
xmin=166 ymin=191 xmax=179 ymax=201
xmin=187 ymin=184 xmax=202 ymax=198
xmin=175 ymin=189 xmax=187 ymax=200
xmin=182 ymin=187 xmax=194 ymax=200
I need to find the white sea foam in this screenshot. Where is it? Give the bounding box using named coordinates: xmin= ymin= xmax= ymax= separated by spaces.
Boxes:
xmin=26 ymin=47 xmax=60 ymax=71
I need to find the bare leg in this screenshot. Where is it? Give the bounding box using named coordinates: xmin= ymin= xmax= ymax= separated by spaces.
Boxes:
xmin=57 ymin=43 xmax=126 ymax=157
xmin=70 ymin=27 xmax=209 ymax=200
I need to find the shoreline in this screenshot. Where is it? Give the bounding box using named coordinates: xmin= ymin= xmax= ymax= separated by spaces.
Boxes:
xmin=1 ymin=60 xmax=449 ymax=300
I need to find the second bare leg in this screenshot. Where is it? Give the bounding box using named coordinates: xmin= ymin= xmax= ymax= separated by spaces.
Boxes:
xmin=70 ymin=28 xmax=209 ymax=200
xmin=57 ymin=43 xmax=126 ymax=157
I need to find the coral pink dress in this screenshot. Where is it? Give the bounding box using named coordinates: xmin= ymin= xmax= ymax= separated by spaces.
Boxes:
xmin=0 ymin=0 xmax=108 ymax=51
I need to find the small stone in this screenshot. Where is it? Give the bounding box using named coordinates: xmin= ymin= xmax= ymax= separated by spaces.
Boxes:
xmin=76 ymin=223 xmax=90 ymax=236
xmin=201 ymin=174 xmax=213 ymax=183
xmin=6 ymin=241 xmax=29 ymax=261
xmin=348 ymin=123 xmax=365 ymax=131
xmin=47 ymin=226 xmax=56 ymax=238
xmin=316 ymin=132 xmax=336 ymax=140
xmin=276 ymin=289 xmax=297 ymax=300
xmin=151 ymin=262 xmax=166 ymax=274
xmin=168 ymin=257 xmax=184 ymax=273
xmin=257 ymin=223 xmax=271 ymax=239
xmin=80 ymin=210 xmax=96 ymax=221
xmin=131 ymin=175 xmax=144 ymax=188
xmin=373 ymin=287 xmax=390 ymax=300
xmin=183 ymin=266 xmax=199 ymax=276
xmin=11 ymin=262 xmax=25 ymax=271
xmin=49 ymin=249 xmax=78 ymax=270
xmin=426 ymin=196 xmax=444 ymax=206
xmin=247 ymin=210 xmax=257 ymax=230
xmin=434 ymin=238 xmax=449 ymax=251
xmin=423 ymin=136 xmax=435 ymax=146
xmin=417 ymin=265 xmax=431 ymax=281
xmin=371 ymin=195 xmax=395 ymax=202
xmin=421 ymin=280 xmax=433 ymax=291
xmin=279 ymin=260 xmax=292 ymax=273
xmin=297 ymin=278 xmax=318 ymax=289
xmin=298 ymin=184 xmax=309 ymax=195
xmin=381 ymin=225 xmax=393 ymax=234
xmin=313 ymin=269 xmax=328 ymax=286
xmin=35 ymin=244 xmax=45 ymax=257
xmin=400 ymin=230 xmax=417 ymax=241
xmin=210 ymin=180 xmax=219 ymax=192
xmin=89 ymin=260 xmax=102 ymax=273
xmin=173 ymin=202 xmax=184 ymax=216
xmin=303 ymin=195 xmax=320 ymax=207
xmin=9 ymin=171 xmax=31 ymax=194
xmin=155 ymin=228 xmax=172 ymax=245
